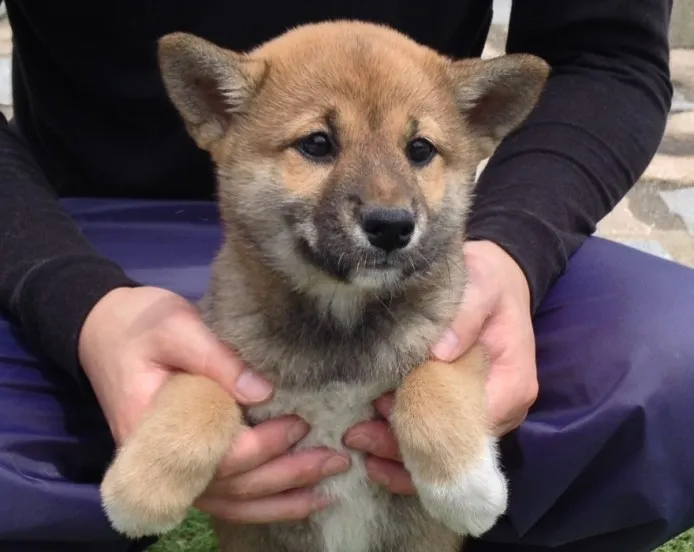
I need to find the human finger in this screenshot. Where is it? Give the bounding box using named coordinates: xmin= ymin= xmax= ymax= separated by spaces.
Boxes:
xmin=485 ymin=364 xmax=537 ymax=436
xmin=343 ymin=420 xmax=402 ymax=462
xmin=214 ymin=416 xmax=309 ymax=478
xmin=431 ymin=284 xmax=492 ymax=362
xmin=195 ymin=488 xmax=333 ymax=524
xmin=207 ymin=448 xmax=350 ymax=500
xmin=152 ymin=309 xmax=274 ymax=405
xmin=364 ymin=456 xmax=415 ymax=495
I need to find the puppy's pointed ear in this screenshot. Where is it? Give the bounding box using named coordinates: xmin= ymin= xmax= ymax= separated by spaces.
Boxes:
xmin=157 ymin=32 xmax=267 ymax=152
xmin=446 ymin=54 xmax=550 ymax=159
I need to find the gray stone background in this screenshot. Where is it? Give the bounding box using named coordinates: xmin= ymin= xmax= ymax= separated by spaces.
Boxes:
xmin=0 ymin=2 xmax=692 ymax=266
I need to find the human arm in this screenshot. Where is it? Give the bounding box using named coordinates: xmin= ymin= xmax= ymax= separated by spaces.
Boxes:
xmin=466 ymin=0 xmax=673 ymax=311
xmin=0 ymin=112 xmax=138 ymax=381
xmin=345 ymin=0 xmax=673 ymax=487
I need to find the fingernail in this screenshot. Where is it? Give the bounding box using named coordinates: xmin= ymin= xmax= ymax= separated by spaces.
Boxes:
xmin=235 ymin=368 xmax=274 ymax=402
xmin=322 ymin=455 xmax=350 ymax=476
xmin=311 ymin=494 xmax=333 ymax=511
xmin=368 ymin=468 xmax=390 ymax=486
xmin=432 ymin=328 xmax=459 ymax=361
xmin=344 ymin=433 xmax=373 ymax=452
xmin=287 ymin=420 xmax=309 ymax=445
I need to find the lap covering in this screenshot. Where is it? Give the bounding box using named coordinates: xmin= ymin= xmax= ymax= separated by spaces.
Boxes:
xmin=1 ymin=199 xmax=693 ymax=551
xmin=0 ymin=199 xmax=222 ymax=549
xmin=472 ymin=232 xmax=694 ymax=551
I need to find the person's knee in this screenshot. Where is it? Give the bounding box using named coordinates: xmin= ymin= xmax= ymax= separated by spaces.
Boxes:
xmin=506 ymin=241 xmax=694 ymax=550
xmin=533 ymin=237 xmax=694 ymax=482
xmin=540 ymin=238 xmax=694 ymax=404
xmin=604 ymin=272 xmax=694 ymax=414
xmin=579 ymin=248 xmax=694 ymax=509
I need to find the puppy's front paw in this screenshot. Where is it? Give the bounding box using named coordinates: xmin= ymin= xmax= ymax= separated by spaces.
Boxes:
xmin=411 ymin=437 xmax=508 ymax=537
xmin=100 ymin=434 xmax=217 ymax=539
xmin=100 ymin=374 xmax=243 ymax=539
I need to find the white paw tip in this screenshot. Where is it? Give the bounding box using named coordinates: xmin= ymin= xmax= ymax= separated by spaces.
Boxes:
xmin=414 ymin=439 xmax=508 ymax=537
xmin=103 ymin=499 xmax=184 ymax=539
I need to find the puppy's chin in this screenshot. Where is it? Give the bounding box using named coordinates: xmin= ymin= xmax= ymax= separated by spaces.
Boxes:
xmin=348 ymin=267 xmax=404 ymax=291
xmin=294 ymin=240 xmax=410 ymax=292
xmin=287 ymin=252 xmax=405 ymax=295
xmin=276 ymin=241 xmax=406 ymax=297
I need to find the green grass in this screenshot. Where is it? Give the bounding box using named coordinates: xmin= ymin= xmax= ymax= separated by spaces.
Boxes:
xmin=146 ymin=511 xmax=216 ymax=552
xmin=660 ymin=531 xmax=694 ymax=552
xmin=146 ymin=511 xmax=694 ymax=551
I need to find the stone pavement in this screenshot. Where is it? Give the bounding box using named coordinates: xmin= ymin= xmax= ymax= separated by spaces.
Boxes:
xmin=0 ymin=10 xmax=693 ymax=267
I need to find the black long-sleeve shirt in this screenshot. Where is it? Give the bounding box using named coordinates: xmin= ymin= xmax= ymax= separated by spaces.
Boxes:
xmin=0 ymin=1 xmax=673 ymax=382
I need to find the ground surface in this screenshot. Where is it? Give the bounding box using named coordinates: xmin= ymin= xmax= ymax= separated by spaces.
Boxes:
xmin=0 ymin=4 xmax=691 ymax=552
xmin=147 ymin=509 xmax=694 ymax=552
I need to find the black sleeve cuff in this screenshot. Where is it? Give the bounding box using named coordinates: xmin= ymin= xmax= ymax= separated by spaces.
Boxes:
xmin=15 ymin=254 xmax=141 ymax=387
xmin=465 ymin=206 xmax=582 ymax=314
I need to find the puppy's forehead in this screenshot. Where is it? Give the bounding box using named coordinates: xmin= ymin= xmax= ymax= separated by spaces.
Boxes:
xmin=252 ymin=24 xmax=453 ymax=124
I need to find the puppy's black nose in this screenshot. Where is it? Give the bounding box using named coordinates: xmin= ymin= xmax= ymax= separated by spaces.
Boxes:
xmin=360 ymin=207 xmax=415 ymax=252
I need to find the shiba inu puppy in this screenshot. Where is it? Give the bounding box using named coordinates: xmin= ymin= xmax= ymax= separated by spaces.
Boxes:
xmin=100 ymin=20 xmax=549 ymax=552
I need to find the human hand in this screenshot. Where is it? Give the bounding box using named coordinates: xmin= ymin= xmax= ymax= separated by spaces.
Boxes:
xmin=194 ymin=416 xmax=350 ymax=523
xmin=344 ymin=239 xmax=537 ymax=493
xmin=432 ymin=239 xmax=538 ymax=436
xmin=78 ymin=286 xmax=274 ymax=444
xmin=79 ymin=286 xmax=350 ymax=523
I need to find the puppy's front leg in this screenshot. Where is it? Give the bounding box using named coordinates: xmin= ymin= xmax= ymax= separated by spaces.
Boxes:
xmin=390 ymin=344 xmax=508 ymax=537
xmin=101 ymin=373 xmax=244 ymax=538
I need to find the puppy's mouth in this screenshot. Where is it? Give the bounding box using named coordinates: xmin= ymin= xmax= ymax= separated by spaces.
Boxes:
xmin=294 ymin=234 xmax=422 ymax=286
xmin=282 ymin=201 xmax=435 ymax=290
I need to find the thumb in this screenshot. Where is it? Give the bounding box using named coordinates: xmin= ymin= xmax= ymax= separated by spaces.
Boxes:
xmin=154 ymin=312 xmax=274 ymax=405
xmin=431 ymin=285 xmax=491 ymax=362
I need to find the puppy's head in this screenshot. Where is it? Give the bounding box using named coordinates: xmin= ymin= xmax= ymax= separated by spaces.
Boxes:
xmin=158 ymin=22 xmax=549 ymax=297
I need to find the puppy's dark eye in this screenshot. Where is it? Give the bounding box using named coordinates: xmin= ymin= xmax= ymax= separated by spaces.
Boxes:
xmin=296 ymin=132 xmax=336 ymax=162
xmin=406 ymin=138 xmax=437 ymax=167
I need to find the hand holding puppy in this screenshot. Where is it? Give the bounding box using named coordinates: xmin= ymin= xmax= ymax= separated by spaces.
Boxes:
xmin=79 ymin=286 xmax=349 ymax=525
xmin=344 ymin=239 xmax=538 ymax=493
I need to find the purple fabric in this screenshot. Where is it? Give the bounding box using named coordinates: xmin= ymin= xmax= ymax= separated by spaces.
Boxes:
xmin=1 ymin=198 xmax=693 ymax=551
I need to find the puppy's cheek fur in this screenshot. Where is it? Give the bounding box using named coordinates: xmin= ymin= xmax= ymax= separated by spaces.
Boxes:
xmin=280 ymin=151 xmax=332 ymax=197
xmin=416 ymin=156 xmax=448 ymax=210
xmin=389 ymin=346 xmax=509 ymax=537
xmin=100 ymin=374 xmax=244 ymax=538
